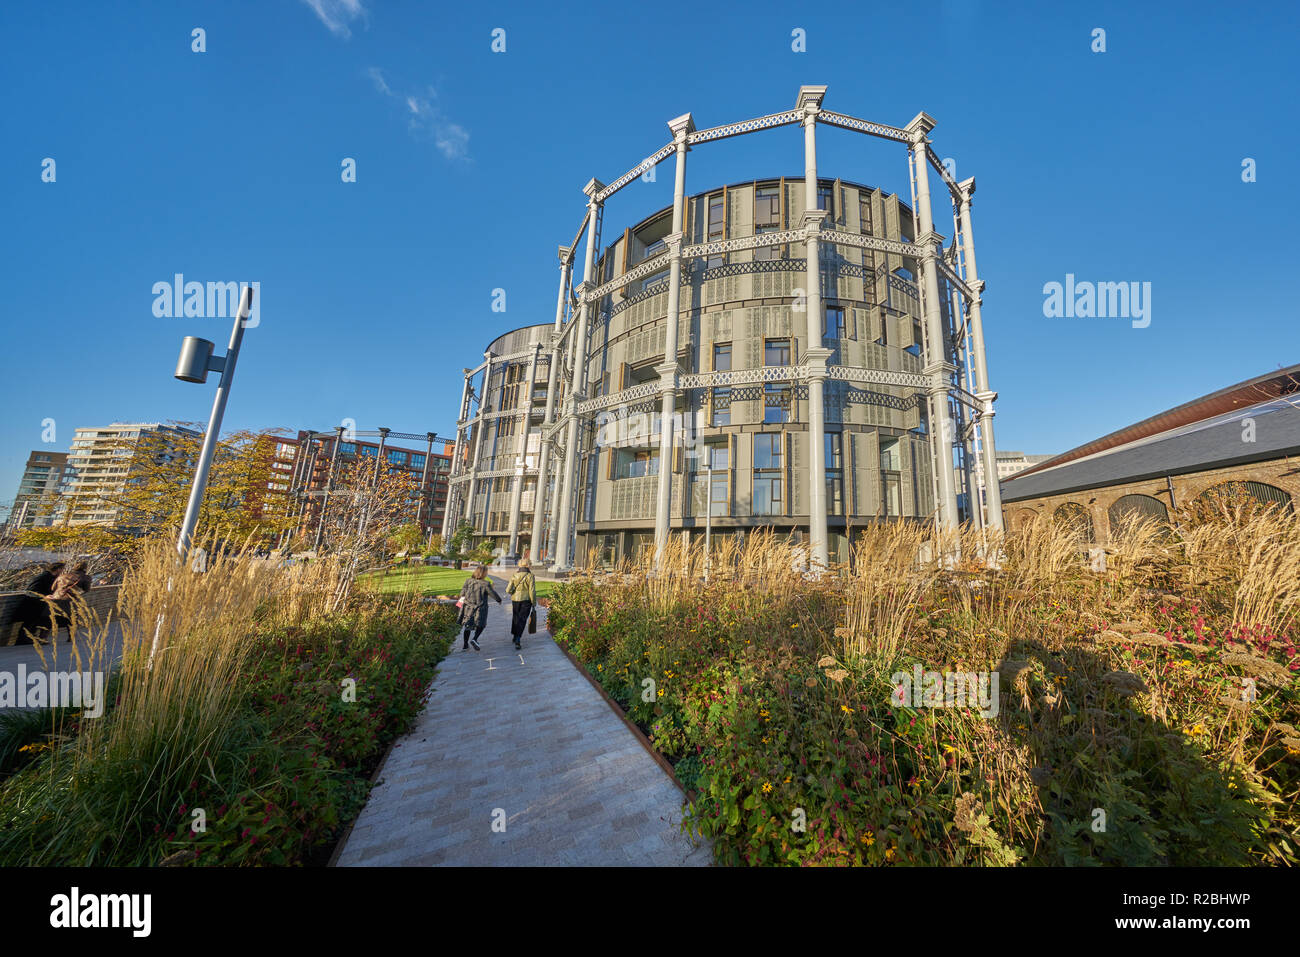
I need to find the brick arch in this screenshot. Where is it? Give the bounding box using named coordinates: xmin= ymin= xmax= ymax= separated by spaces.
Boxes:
xmin=1108 ymin=493 xmax=1170 ymax=535
xmin=1053 ymin=500 xmax=1095 ymax=542
xmin=1010 ymin=508 xmax=1038 ymax=531
xmin=1194 ymin=479 xmax=1294 ymax=511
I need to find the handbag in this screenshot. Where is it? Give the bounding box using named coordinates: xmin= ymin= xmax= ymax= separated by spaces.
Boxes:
xmin=528 ymin=607 xmax=537 ymax=633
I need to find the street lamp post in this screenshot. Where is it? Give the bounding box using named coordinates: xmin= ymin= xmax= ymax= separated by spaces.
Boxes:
xmin=172 ymin=285 xmax=254 ymax=562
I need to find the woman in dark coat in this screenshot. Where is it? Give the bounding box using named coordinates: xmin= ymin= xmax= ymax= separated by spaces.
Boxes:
xmin=15 ymin=562 xmax=63 ymax=642
xmin=457 ymin=564 xmax=501 ymax=651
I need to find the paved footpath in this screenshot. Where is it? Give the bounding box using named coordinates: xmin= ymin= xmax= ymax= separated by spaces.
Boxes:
xmin=336 ymin=598 xmax=711 ymax=867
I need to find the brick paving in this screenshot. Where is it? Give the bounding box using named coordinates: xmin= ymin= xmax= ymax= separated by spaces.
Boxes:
xmin=335 ymin=599 xmax=711 ymax=867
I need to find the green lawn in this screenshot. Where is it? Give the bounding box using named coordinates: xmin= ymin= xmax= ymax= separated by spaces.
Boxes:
xmin=366 ymin=565 xmax=561 ymax=599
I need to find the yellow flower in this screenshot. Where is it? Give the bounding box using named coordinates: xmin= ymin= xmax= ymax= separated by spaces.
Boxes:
xmin=657 ymin=689 xmax=664 ymax=698
xmin=762 ymin=782 xmax=773 ymax=793
xmin=840 ymin=705 xmax=852 ymax=714
xmin=861 ymin=833 xmax=875 ymax=846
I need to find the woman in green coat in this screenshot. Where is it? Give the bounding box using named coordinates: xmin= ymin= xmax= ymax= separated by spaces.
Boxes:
xmin=506 ymin=560 xmax=537 ymax=650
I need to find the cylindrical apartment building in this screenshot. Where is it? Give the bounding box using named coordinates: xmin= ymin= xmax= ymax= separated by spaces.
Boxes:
xmin=444 ymin=86 xmax=1002 ymax=570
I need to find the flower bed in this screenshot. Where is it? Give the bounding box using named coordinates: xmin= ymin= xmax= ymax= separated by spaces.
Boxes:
xmin=0 ymin=598 xmax=458 ymax=866
xmin=548 ymin=523 xmax=1300 ymax=866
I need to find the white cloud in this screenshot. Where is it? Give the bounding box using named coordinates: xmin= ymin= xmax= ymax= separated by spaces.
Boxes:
xmin=366 ymin=69 xmax=470 ymax=160
xmin=301 ymin=0 xmax=367 ymax=39
xmin=366 ymin=66 xmax=392 ymax=96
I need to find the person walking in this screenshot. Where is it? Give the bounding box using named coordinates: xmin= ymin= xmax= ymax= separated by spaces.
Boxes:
xmin=14 ymin=561 xmax=63 ymax=643
xmin=457 ymin=564 xmax=501 ymax=651
xmin=49 ymin=561 xmax=92 ymax=641
xmin=506 ymin=560 xmax=537 ymax=650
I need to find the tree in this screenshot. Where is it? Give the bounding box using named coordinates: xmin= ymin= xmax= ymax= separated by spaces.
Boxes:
xmin=442 ymin=521 xmax=476 ymax=569
xmin=308 ymin=458 xmax=421 ymax=606
xmin=77 ymin=426 xmax=295 ymax=552
xmin=388 ymin=522 xmax=424 ymax=555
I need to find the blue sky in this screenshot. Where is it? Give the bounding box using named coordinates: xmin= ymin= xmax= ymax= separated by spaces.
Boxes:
xmin=1 ymin=0 xmax=1297 ymax=508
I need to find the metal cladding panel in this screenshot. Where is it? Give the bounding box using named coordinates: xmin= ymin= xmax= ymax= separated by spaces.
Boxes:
xmin=852 ymin=430 xmax=880 ymax=517
xmin=785 ymin=180 xmax=808 ymax=259
xmin=903 ymin=396 xmax=922 ymax=431
xmin=728 ymin=184 xmax=753 ymax=259
xmin=912 ymin=434 xmax=935 ymax=517
xmin=790 ymin=430 xmax=806 ymax=516
xmin=884 ymin=195 xmax=902 ymax=273
xmin=733 ymin=432 xmax=751 ymax=517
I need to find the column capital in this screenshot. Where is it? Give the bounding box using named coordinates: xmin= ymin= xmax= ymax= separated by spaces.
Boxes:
xmin=957 ymin=176 xmax=976 ymax=200
xmin=667 ymin=112 xmax=695 ymax=142
xmin=796 ymin=84 xmax=827 ymax=116
xmin=970 ymin=278 xmax=986 ymax=295
xmin=914 ymin=230 xmax=945 ymax=256
xmin=582 ymin=178 xmax=605 ymax=200
xmin=662 ymin=231 xmax=685 ymax=251
xmin=905 ymin=111 xmax=936 ymax=144
xmin=923 ymin=362 xmax=956 ymax=382
xmin=558 ymin=244 xmax=571 ymax=263
xmin=802 ymin=346 xmax=833 ymax=374
xmin=802 ymin=208 xmax=829 ymax=231
xmin=655 ymin=359 xmax=681 ymax=386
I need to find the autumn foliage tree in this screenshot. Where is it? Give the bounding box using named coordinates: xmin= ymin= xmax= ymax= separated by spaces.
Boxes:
xmin=303 ymin=458 xmax=421 ymax=603
xmin=46 ymin=426 xmax=296 ymax=553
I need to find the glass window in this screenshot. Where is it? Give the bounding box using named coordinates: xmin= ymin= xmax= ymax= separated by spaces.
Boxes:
xmin=707 ymin=193 xmax=725 ymax=269
xmin=826 ymin=474 xmax=844 ymax=514
xmin=765 ymin=338 xmax=791 ymax=366
xmin=755 ymin=186 xmax=780 ymax=227
xmin=713 ymin=343 xmax=731 ymax=372
xmin=707 ymin=444 xmax=729 ymax=471
xmin=880 ymin=438 xmax=900 ymax=472
xmin=359 ymin=445 xmax=377 ymax=458
xmin=754 ymin=224 xmax=780 ymax=262
xmin=884 ymin=474 xmax=902 ymax=517
xmin=710 ymin=472 xmax=729 ymax=516
xmin=711 ymin=388 xmax=731 ymax=427
xmin=753 ymin=474 xmax=782 ymax=516
xmin=754 ymin=434 xmax=783 ymax=469
xmin=614 ymin=448 xmax=659 ymax=480
xmin=825 ymin=433 xmax=843 ymax=516
xmin=410 ymin=454 xmax=426 ymax=469
xmin=824 ymin=432 xmax=842 ymax=469
xmin=387 ymin=449 xmax=407 ymax=465
xmin=824 ymin=305 xmax=846 ymax=339
xmin=764 ymin=384 xmax=790 ymax=424
xmin=859 ymin=194 xmax=873 ymax=233
xmin=817 ymin=184 xmax=833 ymax=214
